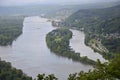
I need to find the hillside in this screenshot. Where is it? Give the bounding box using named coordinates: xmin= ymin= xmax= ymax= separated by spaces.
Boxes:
xmin=61 ymin=5 xmax=120 ymax=59
xmin=0 ymin=16 xmax=24 ymax=45
xmin=63 ymin=5 xmax=120 ymax=33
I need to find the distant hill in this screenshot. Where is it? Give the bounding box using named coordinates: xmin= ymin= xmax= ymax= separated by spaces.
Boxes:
xmin=0 ymin=1 xmax=120 ymax=19
xmin=63 ymin=5 xmax=120 ymax=34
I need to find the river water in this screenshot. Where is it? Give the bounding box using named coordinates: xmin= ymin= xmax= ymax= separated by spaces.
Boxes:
xmin=70 ymin=29 xmax=106 ymax=62
xmin=0 ymin=16 xmax=105 ymax=80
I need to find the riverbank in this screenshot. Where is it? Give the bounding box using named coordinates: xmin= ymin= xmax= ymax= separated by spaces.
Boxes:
xmin=0 ymin=16 xmax=24 ymax=46
xmin=69 ymin=29 xmax=106 ymax=62
xmin=0 ymin=58 xmax=32 ymax=80
xmin=84 ymin=33 xmax=114 ymax=60
xmin=51 ymin=20 xmax=108 ymax=61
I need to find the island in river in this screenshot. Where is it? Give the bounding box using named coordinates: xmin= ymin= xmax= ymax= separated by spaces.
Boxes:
xmin=46 ymin=28 xmax=96 ymax=65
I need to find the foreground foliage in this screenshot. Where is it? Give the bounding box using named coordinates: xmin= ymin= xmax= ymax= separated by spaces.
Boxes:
xmin=0 ymin=58 xmax=32 ymax=80
xmin=1 ymin=54 xmax=120 ymax=80
xmin=37 ymin=74 xmax=57 ymax=80
xmin=37 ymin=55 xmax=120 ymax=80
xmin=68 ymin=54 xmax=120 ymax=80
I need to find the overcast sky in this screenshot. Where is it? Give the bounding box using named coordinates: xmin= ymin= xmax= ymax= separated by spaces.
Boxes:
xmin=0 ymin=0 xmax=119 ymax=6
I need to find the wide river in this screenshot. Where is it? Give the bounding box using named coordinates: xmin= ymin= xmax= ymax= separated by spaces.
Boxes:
xmin=0 ymin=16 xmax=105 ymax=80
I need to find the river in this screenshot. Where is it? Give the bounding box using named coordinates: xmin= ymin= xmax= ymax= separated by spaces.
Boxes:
xmin=70 ymin=29 xmax=106 ymax=62
xmin=0 ymin=16 xmax=105 ymax=80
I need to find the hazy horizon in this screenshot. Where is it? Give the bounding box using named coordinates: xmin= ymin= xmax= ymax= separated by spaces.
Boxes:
xmin=0 ymin=0 xmax=120 ymax=6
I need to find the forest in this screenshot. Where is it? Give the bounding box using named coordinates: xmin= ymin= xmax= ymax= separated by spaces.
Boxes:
xmin=0 ymin=16 xmax=24 ymax=45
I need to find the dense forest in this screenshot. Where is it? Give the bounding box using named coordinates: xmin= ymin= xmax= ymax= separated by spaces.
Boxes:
xmin=0 ymin=16 xmax=24 ymax=45
xmin=59 ymin=5 xmax=120 ymax=59
xmin=46 ymin=28 xmax=96 ymax=65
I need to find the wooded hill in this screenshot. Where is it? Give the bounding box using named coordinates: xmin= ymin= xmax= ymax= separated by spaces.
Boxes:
xmin=61 ymin=5 xmax=120 ymax=59
xmin=0 ymin=16 xmax=24 ymax=45
xmin=63 ymin=5 xmax=120 ymax=34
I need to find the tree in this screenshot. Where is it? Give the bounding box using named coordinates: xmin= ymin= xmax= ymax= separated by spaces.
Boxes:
xmin=37 ymin=74 xmax=57 ymax=80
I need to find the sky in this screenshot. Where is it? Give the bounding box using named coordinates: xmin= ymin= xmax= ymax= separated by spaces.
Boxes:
xmin=0 ymin=0 xmax=119 ymax=6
